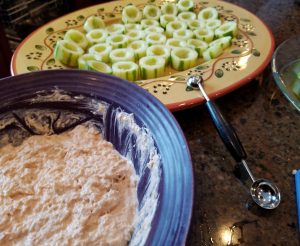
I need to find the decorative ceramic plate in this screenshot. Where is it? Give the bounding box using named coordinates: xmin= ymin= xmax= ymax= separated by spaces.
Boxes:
xmin=11 ymin=0 xmax=274 ymax=112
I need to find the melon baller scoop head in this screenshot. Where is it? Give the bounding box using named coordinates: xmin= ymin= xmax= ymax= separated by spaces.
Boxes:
xmin=187 ymin=75 xmax=281 ymax=209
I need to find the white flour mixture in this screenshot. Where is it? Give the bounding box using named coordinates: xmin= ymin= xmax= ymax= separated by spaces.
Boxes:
xmin=0 ymin=125 xmax=138 ymax=245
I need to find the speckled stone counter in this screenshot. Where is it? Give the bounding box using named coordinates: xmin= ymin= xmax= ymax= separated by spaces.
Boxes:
xmin=174 ymin=0 xmax=300 ymax=245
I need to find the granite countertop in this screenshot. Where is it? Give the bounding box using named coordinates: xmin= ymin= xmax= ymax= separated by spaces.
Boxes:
xmin=173 ymin=0 xmax=300 ymax=245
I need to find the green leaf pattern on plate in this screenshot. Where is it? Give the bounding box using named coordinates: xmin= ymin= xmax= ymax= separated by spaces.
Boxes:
xmin=77 ymin=15 xmax=85 ymax=21
xmin=215 ymin=69 xmax=224 ymax=78
xmin=105 ymin=13 xmax=115 ymax=17
xmin=196 ymin=65 xmax=209 ymax=70
xmin=46 ymin=28 xmax=54 ymax=34
xmin=97 ymin=8 xmax=104 ymax=13
xmin=170 ymin=75 xmax=185 ymax=81
xmin=223 ymin=10 xmax=233 ymax=13
xmin=35 ymin=45 xmax=47 ymax=51
xmin=186 ymin=86 xmax=194 ymax=91
xmin=240 ymin=18 xmax=251 ymax=22
xmin=27 ymin=66 xmax=39 ymax=72
xmin=231 ymin=49 xmax=247 ymax=54
xmin=251 ymin=49 xmax=260 ymax=57
xmin=245 ymin=31 xmax=257 ymax=36
xmin=46 ymin=59 xmax=55 ymax=66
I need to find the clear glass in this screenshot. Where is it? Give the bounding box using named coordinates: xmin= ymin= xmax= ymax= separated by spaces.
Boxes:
xmin=271 ymin=36 xmax=300 ymax=112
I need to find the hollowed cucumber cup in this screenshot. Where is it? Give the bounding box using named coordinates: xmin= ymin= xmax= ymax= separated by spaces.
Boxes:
xmin=106 ymin=34 xmax=129 ymax=49
xmin=194 ymin=28 xmax=214 ymax=43
xmin=64 ymin=29 xmax=88 ymax=50
xmin=143 ymin=5 xmax=162 ymax=21
xmin=139 ymin=56 xmax=165 ymax=79
xmin=161 ymin=3 xmax=178 ymax=16
xmin=198 ymin=7 xmax=218 ymax=22
xmin=109 ymin=48 xmax=135 ymax=64
xmin=170 ymin=47 xmax=198 ymax=71
xmin=54 ymin=40 xmax=84 ymax=67
xmin=145 ymin=33 xmax=167 ymax=46
xmin=178 ymin=0 xmax=194 ymax=12
xmin=86 ymin=29 xmax=108 ymax=48
xmin=122 ymin=5 xmax=142 ymax=24
xmin=187 ymin=39 xmax=208 ymax=58
xmin=84 ymin=16 xmax=106 ymax=33
xmin=88 ymin=43 xmax=113 ymax=63
xmin=85 ymin=60 xmax=112 ymax=74
xmin=166 ymin=21 xmax=187 ymax=37
xmin=215 ymin=21 xmax=239 ymax=39
xmin=112 ymin=61 xmax=139 ymax=81
xmin=128 ymin=40 xmax=148 ymax=60
xmin=78 ymin=54 xmax=102 ymax=70
xmin=147 ymin=45 xmax=171 ymax=65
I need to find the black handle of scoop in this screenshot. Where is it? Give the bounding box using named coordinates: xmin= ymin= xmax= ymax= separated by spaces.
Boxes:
xmin=206 ymin=100 xmax=247 ymax=162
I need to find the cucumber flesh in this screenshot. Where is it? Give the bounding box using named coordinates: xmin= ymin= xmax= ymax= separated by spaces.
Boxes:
xmin=85 ymin=60 xmax=112 ymax=74
xmin=291 ymin=77 xmax=300 ymax=98
xmin=170 ymin=47 xmax=198 ymax=71
xmin=127 ymin=40 xmax=148 ymax=60
xmin=208 ymin=36 xmax=232 ymax=50
xmin=145 ymin=33 xmax=167 ymax=46
xmin=166 ymin=21 xmax=187 ymax=37
xmin=215 ymin=21 xmax=239 ymax=39
xmin=205 ymin=19 xmax=221 ymax=31
xmin=125 ymin=23 xmax=142 ymax=33
xmin=187 ymin=39 xmax=208 ymax=57
xmin=187 ymin=20 xmax=205 ymax=30
xmin=161 ymin=3 xmax=178 ymax=16
xmin=166 ymin=38 xmax=188 ymax=49
xmin=86 ymin=29 xmax=108 ymax=48
xmin=193 ymin=28 xmax=214 ymax=43
xmin=141 ymin=19 xmax=160 ymax=29
xmin=126 ymin=30 xmax=146 ymax=43
xmin=88 ymin=43 xmax=113 ymax=63
xmin=54 ymin=40 xmax=84 ymax=67
xmin=84 ymin=16 xmax=105 ymax=33
xmin=160 ymin=14 xmax=178 ymax=29
xmin=122 ymin=5 xmax=142 ymax=24
xmin=64 ymin=29 xmax=88 ymax=50
xmin=173 ymin=29 xmax=194 ymax=41
xmin=109 ymin=48 xmax=135 ymax=64
xmin=106 ymin=34 xmax=128 ymax=49
xmin=146 ymin=45 xmax=171 ymax=65
xmin=112 ymin=61 xmax=139 ymax=81
xmin=202 ymin=44 xmax=223 ymax=61
xmin=139 ymin=56 xmax=165 ymax=79
xmin=143 ymin=5 xmax=162 ymax=21
xmin=144 ymin=26 xmax=164 ymax=35
xmin=198 ymin=7 xmax=218 ymax=22
xmin=78 ymin=54 xmax=102 ymax=70
xmin=178 ymin=0 xmax=194 ymax=12
xmin=105 ymin=24 xmax=125 ymax=35
xmin=177 ymin=12 xmax=196 ymax=22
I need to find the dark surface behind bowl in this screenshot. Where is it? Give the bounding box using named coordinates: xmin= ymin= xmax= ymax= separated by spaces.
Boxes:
xmin=0 ymin=69 xmax=194 ymax=246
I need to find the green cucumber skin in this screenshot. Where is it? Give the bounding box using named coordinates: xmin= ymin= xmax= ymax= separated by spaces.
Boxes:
xmin=67 ymin=53 xmax=72 ymax=66
xmin=178 ymin=60 xmax=184 ymax=71
xmin=154 ymin=68 xmax=157 ymax=78
xmin=292 ymin=78 xmax=300 ymax=97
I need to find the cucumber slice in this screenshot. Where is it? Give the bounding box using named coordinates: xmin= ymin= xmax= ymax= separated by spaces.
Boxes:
xmin=166 ymin=21 xmax=187 ymax=37
xmin=170 ymin=47 xmax=198 ymax=71
xmin=173 ymin=29 xmax=194 ymax=41
xmin=86 ymin=29 xmax=108 ymax=48
xmin=78 ymin=54 xmax=102 ymax=70
xmin=208 ymin=36 xmax=232 ymax=50
xmin=146 ymin=45 xmax=171 ymax=65
xmin=54 ymin=40 xmax=84 ymax=67
xmin=166 ymin=38 xmax=188 ymax=49
xmin=85 ymin=60 xmax=112 ymax=74
xmin=139 ymin=56 xmax=165 ymax=80
xmin=109 ymin=48 xmax=135 ymax=64
xmin=202 ymin=44 xmax=223 ymax=61
xmin=187 ymin=19 xmax=205 ymax=30
xmin=105 ymin=24 xmax=125 ymax=35
xmin=198 ymin=7 xmax=218 ymax=22
xmin=177 ymin=12 xmax=196 ymax=22
xmin=160 ymin=14 xmax=178 ymax=29
xmin=144 ymin=26 xmax=164 ymax=36
xmin=291 ymin=77 xmax=300 ymax=98
xmin=141 ymin=19 xmax=160 ymax=29
xmin=145 ymin=33 xmax=167 ymax=46
xmin=122 ymin=5 xmax=142 ymax=24
xmin=187 ymin=39 xmax=208 ymax=57
xmin=126 ymin=30 xmax=146 ymax=43
xmin=193 ymin=28 xmax=214 ymax=43
xmin=127 ymin=40 xmax=148 ymax=60
xmin=206 ymin=19 xmax=221 ymax=31
xmin=143 ymin=5 xmax=162 ymax=21
xmin=125 ymin=23 xmax=142 ymax=33
xmin=112 ymin=61 xmax=139 ymax=81
xmin=88 ymin=43 xmax=113 ymax=63
xmin=106 ymin=34 xmax=128 ymax=49
xmin=64 ymin=29 xmax=88 ymax=50
xmin=84 ymin=16 xmax=106 ymax=33
xmin=161 ymin=3 xmax=178 ymax=16
xmin=178 ymin=0 xmax=194 ymax=12
xmin=215 ymin=21 xmax=239 ymax=39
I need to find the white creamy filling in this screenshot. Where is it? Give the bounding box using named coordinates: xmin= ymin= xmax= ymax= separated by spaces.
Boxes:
xmin=0 ymin=125 xmax=138 ymax=246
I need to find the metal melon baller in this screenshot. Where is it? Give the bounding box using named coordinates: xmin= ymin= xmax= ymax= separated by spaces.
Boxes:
xmin=187 ymin=75 xmax=281 ymax=209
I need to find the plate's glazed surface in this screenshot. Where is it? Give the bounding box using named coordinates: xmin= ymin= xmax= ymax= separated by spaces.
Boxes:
xmin=11 ymin=0 xmax=274 ymax=111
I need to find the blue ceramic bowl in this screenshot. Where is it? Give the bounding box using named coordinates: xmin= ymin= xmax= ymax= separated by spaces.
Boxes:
xmin=0 ymin=70 xmax=194 ymax=246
